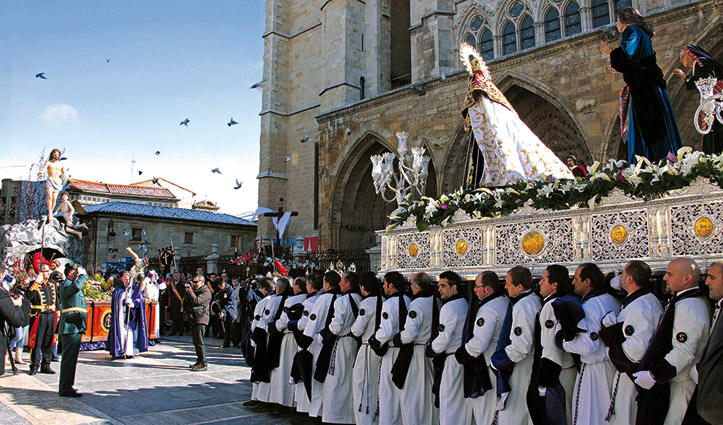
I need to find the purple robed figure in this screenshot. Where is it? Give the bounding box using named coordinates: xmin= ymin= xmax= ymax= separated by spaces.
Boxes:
xmin=107 ymin=272 xmax=149 ymax=358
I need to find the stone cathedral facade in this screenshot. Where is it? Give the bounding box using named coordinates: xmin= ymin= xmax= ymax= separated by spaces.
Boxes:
xmin=256 ymin=0 xmax=722 ymax=253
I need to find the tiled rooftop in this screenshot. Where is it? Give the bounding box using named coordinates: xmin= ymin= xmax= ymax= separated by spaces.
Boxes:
xmin=69 ymin=179 xmax=176 ymax=199
xmin=83 ymin=201 xmax=256 ymax=226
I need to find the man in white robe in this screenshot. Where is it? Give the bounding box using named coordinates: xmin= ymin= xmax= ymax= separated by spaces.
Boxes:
xmin=394 ymin=272 xmax=438 ymax=425
xmin=249 ymin=277 xmax=275 ymax=403
xmin=455 ymin=271 xmax=508 ymax=425
xmin=491 ymin=266 xmax=541 ymax=425
xmin=369 ymin=272 xmax=410 ymax=425
xmin=303 ymin=271 xmax=342 ymax=419
xmin=319 ymin=272 xmax=362 ymax=424
xmin=599 ymin=260 xmax=662 ymax=425
xmin=351 ymin=273 xmax=383 ymax=425
xmin=268 ymin=277 xmax=307 ymax=408
xmin=426 ymin=271 xmax=472 ymax=425
xmin=563 ymin=263 xmax=620 ymax=425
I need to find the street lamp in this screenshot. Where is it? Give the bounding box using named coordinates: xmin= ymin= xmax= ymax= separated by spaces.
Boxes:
xmin=370 ymin=131 xmax=430 ymax=205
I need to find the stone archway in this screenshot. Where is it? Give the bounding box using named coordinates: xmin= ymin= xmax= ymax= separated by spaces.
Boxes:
xmin=440 ymin=84 xmax=591 ymax=191
xmin=331 ymin=133 xmax=438 ymax=250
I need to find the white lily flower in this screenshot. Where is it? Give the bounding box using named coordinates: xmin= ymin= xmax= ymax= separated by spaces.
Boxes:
xmin=494 ymin=200 xmax=504 ymax=209
xmin=589 ymin=160 xmax=601 ymax=175
xmin=587 ymin=194 xmax=599 ymax=209
xmin=592 ymin=173 xmax=611 ymax=181
xmin=440 ymin=194 xmax=449 ymax=203
xmin=539 ymin=184 xmax=555 ymax=198
xmin=677 ymin=146 xmax=693 ymax=160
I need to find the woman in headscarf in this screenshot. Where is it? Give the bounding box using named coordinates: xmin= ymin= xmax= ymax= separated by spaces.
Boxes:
xmin=675 ymin=44 xmax=723 ymax=154
xmin=600 ymin=7 xmax=682 ymax=164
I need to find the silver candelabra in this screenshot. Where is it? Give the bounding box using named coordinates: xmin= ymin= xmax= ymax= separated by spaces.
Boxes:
xmin=694 ymin=77 xmax=723 ymax=135
xmin=370 ymin=131 xmax=430 ymax=205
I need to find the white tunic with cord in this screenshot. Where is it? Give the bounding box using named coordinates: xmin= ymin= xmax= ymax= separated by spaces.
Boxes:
xmin=302 ymin=291 xmax=337 ymax=418
xmin=374 ymin=294 xmax=410 ymax=425
xmin=465 ymin=295 xmax=508 ymax=425
xmin=268 ymin=293 xmax=306 ymax=407
xmin=563 ymin=293 xmax=620 ymax=425
xmin=431 ymin=297 xmax=471 ymax=425
xmin=538 ymin=296 xmax=577 ymax=425
xmin=496 ymin=292 xmax=541 ymax=425
xmin=351 ymin=296 xmax=382 ymax=425
xmin=250 ymin=294 xmax=272 ymax=402
xmin=661 ymin=290 xmax=711 ymax=425
xmin=607 ymin=291 xmax=662 ymax=425
xmin=294 ymin=292 xmax=322 ymax=413
xmin=398 ymin=295 xmax=438 ymax=425
xmin=321 ymin=292 xmax=362 ymax=424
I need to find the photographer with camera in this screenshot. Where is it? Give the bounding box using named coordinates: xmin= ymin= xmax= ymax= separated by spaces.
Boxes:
xmin=184 ymin=274 xmax=212 ymax=371
xmin=1 ymin=273 xmax=30 ymax=376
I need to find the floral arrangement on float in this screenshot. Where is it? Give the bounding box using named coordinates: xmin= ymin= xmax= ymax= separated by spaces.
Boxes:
xmin=388 ymin=148 xmax=723 ymax=232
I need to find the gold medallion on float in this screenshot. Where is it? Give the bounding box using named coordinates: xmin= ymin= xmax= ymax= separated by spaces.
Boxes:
xmin=455 ymin=238 xmax=468 ymax=255
xmin=610 ymin=224 xmax=628 ymax=245
xmin=408 ymin=243 xmax=419 ymax=257
xmin=695 ymin=216 xmax=714 ymax=239
xmin=521 ymin=231 xmax=544 ymax=256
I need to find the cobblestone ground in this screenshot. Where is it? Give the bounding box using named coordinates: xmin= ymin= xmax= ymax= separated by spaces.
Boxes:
xmin=0 ymin=335 xmax=320 ymax=425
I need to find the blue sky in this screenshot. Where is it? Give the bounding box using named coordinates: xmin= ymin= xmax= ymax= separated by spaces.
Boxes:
xmin=1 ymin=0 xmax=265 ymax=215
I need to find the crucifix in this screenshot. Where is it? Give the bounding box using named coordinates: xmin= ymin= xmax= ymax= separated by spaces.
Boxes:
xmin=263 ymin=206 xmax=299 ymax=261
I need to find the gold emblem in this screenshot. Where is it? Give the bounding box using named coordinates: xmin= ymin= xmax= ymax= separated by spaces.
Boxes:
xmin=456 ymin=239 xmax=468 ymax=255
xmin=610 ymin=225 xmax=628 ymax=245
xmin=101 ymin=310 xmax=112 ymax=333
xmin=695 ymin=217 xmax=714 ymax=239
xmin=521 ymin=231 xmax=544 ymax=255
xmin=408 ymin=243 xmax=419 ymax=257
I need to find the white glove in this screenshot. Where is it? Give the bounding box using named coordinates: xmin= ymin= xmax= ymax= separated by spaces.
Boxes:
xmin=602 ymin=311 xmax=618 ymax=328
xmin=633 ymin=370 xmax=656 ymax=389
xmin=538 ymin=387 xmax=547 ymax=396
xmin=77 ymin=266 xmax=87 ymax=276
xmin=124 ymin=298 xmax=134 ymax=307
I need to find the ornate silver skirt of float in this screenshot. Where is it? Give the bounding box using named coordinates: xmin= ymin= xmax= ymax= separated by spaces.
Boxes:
xmin=378 ymin=177 xmax=723 ymax=277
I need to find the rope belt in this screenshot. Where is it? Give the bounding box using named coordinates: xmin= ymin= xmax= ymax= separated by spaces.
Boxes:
xmin=61 ymin=307 xmax=87 ymax=313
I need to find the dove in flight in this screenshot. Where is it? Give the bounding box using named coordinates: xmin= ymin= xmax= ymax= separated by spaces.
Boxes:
xmin=285 ymin=154 xmax=292 ymax=162
xmin=123 ymin=231 xmax=130 ymax=237
xmin=151 ymin=177 xmax=159 ymax=185
xmin=35 ymin=73 xmax=47 ymax=79
xmin=211 ymin=168 xmax=222 ymax=174
xmin=106 ymin=58 xmax=111 ymax=63
xmin=234 ymin=179 xmax=243 ymax=190
xmin=154 ymin=151 xmax=160 ymax=156
xmin=228 ymin=118 xmax=238 ymax=127
xmin=138 ymin=170 xmax=143 ymax=176
xmin=180 ymin=118 xmax=190 ymax=126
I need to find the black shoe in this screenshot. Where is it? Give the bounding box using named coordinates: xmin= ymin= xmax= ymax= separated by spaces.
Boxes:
xmin=190 ymin=363 xmax=207 ymax=372
xmin=59 ymin=389 xmax=82 ymax=398
xmin=40 ymin=365 xmax=56 ymax=374
xmin=51 ymin=357 xmax=60 ymax=362
xmin=28 ymin=367 xmax=37 ymax=376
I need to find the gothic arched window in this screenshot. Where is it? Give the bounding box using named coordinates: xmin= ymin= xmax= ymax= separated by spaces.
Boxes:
xmin=520 ymin=15 xmax=535 ymax=49
xmin=503 ymin=21 xmax=517 ymax=55
xmin=464 ymin=13 xmax=495 ymax=61
xmin=564 ymin=1 xmax=582 ymax=36
xmin=545 ymin=8 xmax=561 ymax=42
xmin=480 ymin=29 xmax=494 ymax=60
xmin=592 ymin=0 xmax=610 ymax=27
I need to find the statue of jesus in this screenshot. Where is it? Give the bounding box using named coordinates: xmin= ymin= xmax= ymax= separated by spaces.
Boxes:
xmin=37 ymin=148 xmax=66 ymax=224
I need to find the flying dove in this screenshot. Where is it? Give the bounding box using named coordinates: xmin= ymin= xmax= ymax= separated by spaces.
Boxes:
xmin=106 ymin=58 xmax=111 ymax=63
xmin=155 ymin=151 xmax=160 ymax=156
xmin=180 ymin=118 xmax=190 ymax=126
xmin=35 ymin=73 xmax=47 ymax=79
xmin=234 ymin=179 xmax=243 ymax=190
xmin=227 ymin=118 xmax=238 ymax=127
xmin=285 ymin=154 xmax=291 ymax=162
xmin=211 ymin=168 xmax=222 ymax=174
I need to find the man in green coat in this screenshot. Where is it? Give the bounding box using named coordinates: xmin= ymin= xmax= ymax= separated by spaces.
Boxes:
xmin=57 ymin=263 xmax=88 ymax=397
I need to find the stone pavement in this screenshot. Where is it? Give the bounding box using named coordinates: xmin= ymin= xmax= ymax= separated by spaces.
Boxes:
xmin=0 ymin=335 xmax=318 ymax=425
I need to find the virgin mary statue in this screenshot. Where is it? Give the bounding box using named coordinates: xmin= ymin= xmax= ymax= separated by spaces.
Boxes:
xmin=460 ymin=43 xmax=573 ymax=187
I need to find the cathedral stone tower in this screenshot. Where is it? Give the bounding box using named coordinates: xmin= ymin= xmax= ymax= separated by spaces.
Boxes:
xmin=257 ymin=0 xmax=722 ymax=255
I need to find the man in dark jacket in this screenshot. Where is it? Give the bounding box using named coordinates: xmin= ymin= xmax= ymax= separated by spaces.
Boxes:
xmin=166 ymin=272 xmax=185 ymax=336
xmin=185 ymin=274 xmax=212 ymax=371
xmin=57 ymin=264 xmax=88 ymax=397
xmin=1 ymin=278 xmax=29 ymax=376
xmin=215 ymin=278 xmax=237 ymax=348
